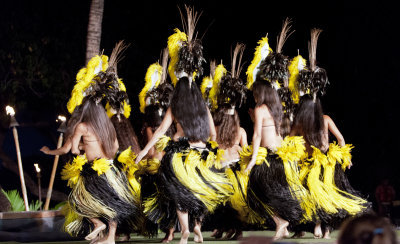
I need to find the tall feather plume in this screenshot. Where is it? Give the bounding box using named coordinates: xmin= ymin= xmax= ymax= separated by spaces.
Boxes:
xmin=160 ymin=47 xmax=169 ymax=84
xmin=175 ymin=5 xmax=206 ymax=79
xmin=276 ymin=18 xmax=294 ymax=54
xmin=178 ymin=5 xmax=202 ymax=47
xmin=217 ymin=43 xmax=247 ymax=108
xmin=107 ymin=40 xmax=130 ymax=74
xmin=231 ymin=43 xmax=246 ymax=78
xmin=298 ymin=28 xmax=329 ymax=99
xmin=309 ymin=28 xmax=322 ymax=71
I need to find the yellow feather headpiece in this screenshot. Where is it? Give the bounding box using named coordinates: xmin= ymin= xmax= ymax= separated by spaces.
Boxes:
xmin=67 ymin=55 xmax=109 ymax=114
xmin=288 ymin=54 xmax=307 ymax=104
xmin=209 ymin=63 xmax=227 ymax=111
xmin=246 ymin=35 xmax=272 ymax=90
xmin=201 ymin=60 xmax=216 ymax=106
xmin=167 ymin=28 xmax=188 ymax=86
xmin=139 ymin=63 xmax=163 ymax=113
xmin=67 ymin=41 xmax=132 ymax=119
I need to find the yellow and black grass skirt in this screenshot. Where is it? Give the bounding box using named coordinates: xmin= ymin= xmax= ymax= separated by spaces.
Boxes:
xmin=143 ymin=137 xmax=234 ymax=230
xmin=300 ymin=143 xmax=370 ymax=226
xmin=241 ymin=136 xmax=311 ymax=227
xmin=61 ymin=152 xmax=143 ymax=237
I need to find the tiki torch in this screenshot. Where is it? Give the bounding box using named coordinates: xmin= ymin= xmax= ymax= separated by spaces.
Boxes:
xmin=34 ymin=163 xmax=41 ymax=210
xmin=43 ymin=115 xmax=67 ymax=210
xmin=6 ymin=105 xmax=29 ymax=211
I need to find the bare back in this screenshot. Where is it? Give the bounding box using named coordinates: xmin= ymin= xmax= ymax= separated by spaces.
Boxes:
xmin=72 ymin=123 xmax=118 ymax=161
xmin=256 ymin=105 xmax=282 ymax=151
xmin=217 ymin=126 xmax=247 ymax=165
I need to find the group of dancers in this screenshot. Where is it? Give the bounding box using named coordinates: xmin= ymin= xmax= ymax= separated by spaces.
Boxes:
xmin=40 ymin=6 xmax=370 ymax=244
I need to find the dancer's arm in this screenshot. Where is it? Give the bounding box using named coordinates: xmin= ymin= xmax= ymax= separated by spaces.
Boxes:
xmin=40 ymin=138 xmax=72 ymax=156
xmin=136 ymin=108 xmax=173 ymax=163
xmin=71 ymin=123 xmax=86 ymax=155
xmin=324 ymin=115 xmax=345 ymax=146
xmin=239 ymin=127 xmax=248 ymax=147
xmin=146 ymin=126 xmax=156 ymax=158
xmin=245 ymin=107 xmax=262 ymax=172
xmin=207 ymin=107 xmax=217 ymax=141
xmin=324 ymin=115 xmax=350 ymax=168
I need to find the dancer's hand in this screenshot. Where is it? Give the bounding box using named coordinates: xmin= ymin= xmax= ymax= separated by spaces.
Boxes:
xmin=244 ymin=158 xmax=256 ymax=173
xmin=40 ymin=146 xmax=50 ymax=154
xmin=135 ymin=149 xmax=148 ymax=164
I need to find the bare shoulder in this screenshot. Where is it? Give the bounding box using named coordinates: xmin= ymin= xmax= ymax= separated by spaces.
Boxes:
xmin=323 ymin=115 xmax=334 ymax=125
xmin=255 ymin=104 xmax=269 ymax=115
xmin=323 ymin=114 xmax=332 ymax=121
xmin=239 ymin=127 xmax=247 ymax=135
xmin=75 ymin=123 xmax=88 ymax=133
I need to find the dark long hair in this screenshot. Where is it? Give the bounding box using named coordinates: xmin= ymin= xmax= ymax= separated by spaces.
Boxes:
xmin=65 ymin=98 xmax=117 ymax=158
xmin=252 ymin=80 xmax=282 ymax=135
xmin=111 ymin=115 xmax=141 ymax=154
xmin=142 ymin=104 xmax=176 ymax=140
xmin=291 ymin=95 xmax=325 ymax=150
xmin=213 ymin=104 xmax=240 ymax=148
xmin=171 ymin=77 xmax=210 ymax=142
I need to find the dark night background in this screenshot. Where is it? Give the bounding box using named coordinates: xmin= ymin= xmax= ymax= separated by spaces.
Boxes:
xmin=0 ymin=0 xmax=399 ymax=211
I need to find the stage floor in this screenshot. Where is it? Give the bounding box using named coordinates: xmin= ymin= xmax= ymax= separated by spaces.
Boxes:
xmin=3 ymin=230 xmax=400 ymax=244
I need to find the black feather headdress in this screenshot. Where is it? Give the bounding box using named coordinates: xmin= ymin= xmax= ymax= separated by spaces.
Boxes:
xmin=217 ymin=43 xmax=247 ymax=109
xmin=259 ymin=18 xmax=294 ymax=89
xmin=168 ymin=5 xmax=206 ymax=85
xmin=298 ymin=28 xmax=329 ymax=100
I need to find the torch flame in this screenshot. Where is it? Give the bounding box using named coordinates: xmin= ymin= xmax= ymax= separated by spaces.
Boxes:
xmin=34 ymin=163 xmax=41 ymax=173
xmin=6 ymin=106 xmax=15 ymax=116
xmin=57 ymin=115 xmax=66 ymax=122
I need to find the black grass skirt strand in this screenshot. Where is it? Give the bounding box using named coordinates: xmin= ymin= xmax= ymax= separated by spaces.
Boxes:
xmin=62 ymin=154 xmax=143 ymax=237
xmin=247 ymin=153 xmax=304 ymax=227
xmin=143 ymin=137 xmax=233 ymax=231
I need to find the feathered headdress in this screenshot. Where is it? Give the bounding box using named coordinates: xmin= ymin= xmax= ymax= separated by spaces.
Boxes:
xmin=288 ymin=52 xmax=307 ymax=104
xmin=67 ymin=41 xmax=132 ymax=119
xmin=259 ymin=18 xmax=294 ymax=90
xmin=201 ymin=60 xmax=216 ymax=107
xmin=298 ymin=28 xmax=329 ymax=101
xmin=167 ymin=5 xmax=206 ymax=86
xmin=246 ymin=35 xmax=272 ymax=89
xmin=208 ymin=62 xmax=227 ymax=111
xmin=217 ymin=43 xmax=247 ymax=110
xmin=139 ymin=48 xmax=169 ymax=113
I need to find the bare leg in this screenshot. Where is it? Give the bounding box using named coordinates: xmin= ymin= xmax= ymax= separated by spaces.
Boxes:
xmin=118 ymin=233 xmax=130 ymax=241
xmin=85 ymin=218 xmax=106 ymax=240
xmin=323 ymin=226 xmax=331 ymax=239
xmin=97 ymin=220 xmax=117 ymax=244
xmin=314 ymin=221 xmax=323 ymax=239
xmin=212 ymin=229 xmax=223 ymax=239
xmin=291 ymin=231 xmax=305 ymax=238
xmin=222 ymin=229 xmax=235 ymax=240
xmin=193 ymin=219 xmax=203 ymax=243
xmin=272 ymin=215 xmax=289 ymax=241
xmin=231 ymin=229 xmax=243 ymax=240
xmin=161 ymin=227 xmax=175 ymax=243
xmin=177 ymin=210 xmax=190 ymax=244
